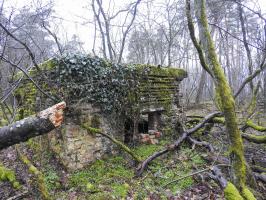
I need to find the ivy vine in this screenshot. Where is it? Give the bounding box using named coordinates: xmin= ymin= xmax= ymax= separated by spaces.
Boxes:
xmin=51 ymin=54 xmax=139 ymax=114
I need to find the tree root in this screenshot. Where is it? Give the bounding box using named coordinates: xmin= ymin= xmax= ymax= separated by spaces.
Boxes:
xmin=254 ymin=173 xmax=266 ymax=184
xmin=6 ymin=189 xmax=29 ymax=200
xmin=251 ymin=165 xmax=266 ymax=173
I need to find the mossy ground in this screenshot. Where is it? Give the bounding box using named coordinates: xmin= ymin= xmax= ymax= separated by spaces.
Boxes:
xmin=38 ymin=140 xmax=207 ymax=199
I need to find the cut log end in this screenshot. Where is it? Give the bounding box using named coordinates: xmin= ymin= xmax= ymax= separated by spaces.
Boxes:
xmin=0 ymin=101 xmax=67 ymax=150
xmin=38 ymin=101 xmax=66 ymax=127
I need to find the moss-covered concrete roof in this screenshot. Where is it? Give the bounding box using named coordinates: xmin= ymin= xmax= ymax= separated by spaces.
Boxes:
xmin=15 ymin=54 xmax=187 ymax=116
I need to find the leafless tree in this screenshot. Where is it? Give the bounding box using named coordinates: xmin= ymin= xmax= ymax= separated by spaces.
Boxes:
xmin=91 ymin=0 xmax=142 ymax=63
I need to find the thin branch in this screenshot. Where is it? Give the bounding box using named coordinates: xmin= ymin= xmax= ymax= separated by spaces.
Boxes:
xmin=234 ymin=53 xmax=266 ymax=98
xmin=0 ymin=22 xmax=41 ymax=72
xmin=42 ymin=22 xmax=63 ymax=55
xmin=0 ymin=56 xmax=58 ymax=102
xmin=231 ymin=0 xmax=266 ymax=22
xmin=209 ymin=23 xmax=265 ymax=52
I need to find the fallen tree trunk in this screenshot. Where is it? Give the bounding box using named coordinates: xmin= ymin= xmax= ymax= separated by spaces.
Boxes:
xmin=136 ymin=111 xmax=221 ymax=176
xmin=241 ymin=133 xmax=266 ymax=144
xmin=244 ymin=120 xmax=266 ymax=132
xmin=0 ymin=102 xmax=66 ymax=150
xmin=187 ymin=116 xmax=266 ymax=143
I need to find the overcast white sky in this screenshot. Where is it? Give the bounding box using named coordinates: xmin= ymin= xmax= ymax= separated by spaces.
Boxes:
xmin=2 ymin=0 xmax=266 ymax=53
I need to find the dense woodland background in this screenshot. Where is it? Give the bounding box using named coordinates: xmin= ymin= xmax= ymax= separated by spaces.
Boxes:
xmin=0 ymin=0 xmax=266 ymax=199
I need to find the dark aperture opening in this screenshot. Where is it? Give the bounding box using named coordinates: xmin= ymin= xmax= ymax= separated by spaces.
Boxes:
xmin=138 ymin=119 xmax=148 ymax=133
xmin=124 ymin=117 xmax=148 ymax=144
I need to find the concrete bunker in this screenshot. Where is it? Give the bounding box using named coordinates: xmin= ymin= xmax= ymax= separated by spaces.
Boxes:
xmin=15 ymin=55 xmax=187 ymax=170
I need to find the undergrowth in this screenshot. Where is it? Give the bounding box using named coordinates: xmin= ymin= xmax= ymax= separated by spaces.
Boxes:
xmin=46 ymin=141 xmax=207 ymax=199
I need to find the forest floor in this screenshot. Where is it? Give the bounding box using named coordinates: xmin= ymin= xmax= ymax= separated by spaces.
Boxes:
xmin=0 ymin=103 xmax=265 ymax=200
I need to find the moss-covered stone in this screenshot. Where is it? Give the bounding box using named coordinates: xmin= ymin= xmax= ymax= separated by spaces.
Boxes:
xmin=133 ymin=63 xmax=187 ymax=79
xmin=14 ymin=54 xmax=186 ymax=174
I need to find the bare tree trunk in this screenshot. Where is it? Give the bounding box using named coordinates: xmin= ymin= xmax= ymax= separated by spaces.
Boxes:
xmin=167 ymin=41 xmax=172 ymax=67
xmin=117 ymin=0 xmax=141 ymax=63
xmin=95 ymin=0 xmax=114 ymax=61
xmin=238 ymin=4 xmax=254 ymax=91
xmin=0 ymin=102 xmax=66 ymax=150
xmin=264 ymin=70 xmax=266 ymax=113
xmin=92 ymin=0 xmax=107 ymax=59
xmin=195 ymin=69 xmax=206 ymax=104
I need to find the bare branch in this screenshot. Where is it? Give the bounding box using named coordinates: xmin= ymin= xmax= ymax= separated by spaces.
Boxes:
xmin=234 ymin=53 xmax=266 ymax=98
xmin=136 ymin=111 xmax=222 ymax=176
xmin=0 ymin=55 xmax=58 ymax=102
xmin=0 ymin=22 xmax=41 ymax=72
xmin=118 ymin=0 xmax=142 ymax=63
xmin=41 ymin=22 xmax=63 ymax=55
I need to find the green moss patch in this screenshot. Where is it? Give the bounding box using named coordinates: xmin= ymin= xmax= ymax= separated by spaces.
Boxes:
xmin=65 ymin=143 xmax=204 ymax=199
xmin=224 ymin=182 xmax=244 ymax=200
xmin=0 ymin=164 xmax=21 ymax=189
